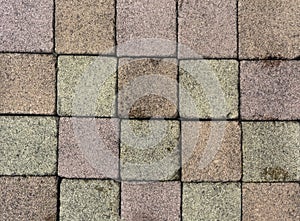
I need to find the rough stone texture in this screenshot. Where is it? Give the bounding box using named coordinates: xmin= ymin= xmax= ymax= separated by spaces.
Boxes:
xmin=121 ymin=182 xmax=181 ymax=221
xmin=180 ymin=60 xmax=239 ymax=119
xmin=182 ymin=121 xmax=241 ymax=181
xmin=56 ymin=0 xmax=115 ymax=54
xmin=0 ymin=0 xmax=53 ymax=52
xmin=118 ymin=58 xmax=178 ymax=118
xmin=0 ymin=54 xmax=56 ymax=114
xmin=178 ymin=0 xmax=237 ymax=58
xmin=241 ymin=61 xmax=300 ymax=120
xmin=120 ymin=120 xmax=180 ymax=181
xmin=0 ymin=177 xmax=57 ymax=221
xmin=239 ymin=0 xmax=300 ymax=59
xmin=0 ymin=116 xmax=57 ymax=175
xmin=60 ymin=179 xmax=120 ymax=221
xmin=59 ymin=117 xmax=119 ymax=179
xmin=117 ymin=0 xmax=176 ymax=56
xmin=243 ymin=122 xmax=300 ymax=182
xmin=243 ymin=183 xmax=300 ymax=221
xmin=182 ymin=183 xmax=241 ymax=221
xmin=57 ymin=56 xmax=117 ymax=117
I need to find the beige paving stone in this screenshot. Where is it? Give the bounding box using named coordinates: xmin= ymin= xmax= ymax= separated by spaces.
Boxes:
xmin=0 ymin=116 xmax=57 ymax=175
xmin=55 ymin=0 xmax=115 ymax=54
xmin=57 ymin=56 xmax=117 ymax=117
xmin=182 ymin=182 xmax=241 ymax=221
xmin=120 ymin=120 xmax=180 ymax=181
xmin=0 ymin=54 xmax=56 ymax=114
xmin=243 ymin=122 xmax=300 ymax=182
xmin=60 ymin=179 xmax=120 ymax=221
xmin=180 ymin=60 xmax=239 ymax=119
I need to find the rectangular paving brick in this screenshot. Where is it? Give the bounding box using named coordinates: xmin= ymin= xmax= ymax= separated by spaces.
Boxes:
xmin=243 ymin=122 xmax=300 ymax=182
xmin=120 ymin=120 xmax=180 ymax=181
xmin=0 ymin=54 xmax=56 ymax=114
xmin=0 ymin=116 xmax=57 ymax=175
xmin=182 ymin=121 xmax=241 ymax=181
xmin=180 ymin=60 xmax=239 ymax=119
xmin=117 ymin=0 xmax=176 ymax=56
xmin=243 ymin=183 xmax=300 ymax=221
xmin=178 ymin=0 xmax=237 ymax=58
xmin=59 ymin=117 xmax=119 ymax=179
xmin=60 ymin=179 xmax=119 ymax=221
xmin=57 ymin=56 xmax=117 ymax=117
xmin=0 ymin=177 xmax=57 ymax=221
xmin=239 ymin=0 xmax=300 ymax=59
xmin=118 ymin=58 xmax=178 ymax=118
xmin=121 ymin=181 xmax=181 ymax=221
xmin=55 ymin=0 xmax=115 ymax=54
xmin=241 ymin=61 xmax=300 ymax=120
xmin=182 ymin=182 xmax=241 ymax=221
xmin=0 ymin=0 xmax=53 ymax=52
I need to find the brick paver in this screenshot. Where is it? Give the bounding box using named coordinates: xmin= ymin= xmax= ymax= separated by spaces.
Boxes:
xmin=180 ymin=60 xmax=239 ymax=119
xmin=120 ymin=120 xmax=180 ymax=181
xmin=0 ymin=177 xmax=57 ymax=221
xmin=182 ymin=121 xmax=241 ymax=181
xmin=121 ymin=182 xmax=181 ymax=221
xmin=241 ymin=61 xmax=300 ymax=120
xmin=239 ymin=0 xmax=300 ymax=59
xmin=243 ymin=122 xmax=300 ymax=182
xmin=55 ymin=0 xmax=115 ymax=54
xmin=179 ymin=0 xmax=237 ymax=58
xmin=117 ymin=0 xmax=176 ymax=56
xmin=58 ymin=117 xmax=119 ymax=179
xmin=0 ymin=54 xmax=56 ymax=114
xmin=118 ymin=58 xmax=178 ymax=118
xmin=0 ymin=0 xmax=53 ymax=52
xmin=0 ymin=116 xmax=57 ymax=175
xmin=182 ymin=183 xmax=241 ymax=221
xmin=243 ymin=183 xmax=300 ymax=221
xmin=59 ymin=179 xmax=119 ymax=221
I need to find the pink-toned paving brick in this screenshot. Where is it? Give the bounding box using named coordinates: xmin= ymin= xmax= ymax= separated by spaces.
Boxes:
xmin=243 ymin=183 xmax=300 ymax=221
xmin=121 ymin=182 xmax=181 ymax=221
xmin=58 ymin=117 xmax=119 ymax=179
xmin=0 ymin=0 xmax=53 ymax=52
xmin=241 ymin=61 xmax=300 ymax=120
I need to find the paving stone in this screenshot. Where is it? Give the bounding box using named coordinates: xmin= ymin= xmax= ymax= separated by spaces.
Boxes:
xmin=178 ymin=0 xmax=237 ymax=58
xmin=59 ymin=117 xmax=119 ymax=179
xmin=0 ymin=54 xmax=56 ymax=114
xmin=120 ymin=120 xmax=180 ymax=181
xmin=239 ymin=0 xmax=300 ymax=59
xmin=241 ymin=61 xmax=300 ymax=120
xmin=0 ymin=0 xmax=53 ymax=52
xmin=0 ymin=177 xmax=57 ymax=221
xmin=57 ymin=56 xmax=117 ymax=117
xmin=121 ymin=182 xmax=181 ymax=221
xmin=243 ymin=183 xmax=300 ymax=221
xmin=60 ymin=179 xmax=120 ymax=221
xmin=117 ymin=0 xmax=176 ymax=56
xmin=182 ymin=182 xmax=241 ymax=221
xmin=118 ymin=58 xmax=178 ymax=118
xmin=179 ymin=60 xmax=239 ymax=119
xmin=243 ymin=122 xmax=300 ymax=182
xmin=0 ymin=116 xmax=57 ymax=175
xmin=182 ymin=121 xmax=241 ymax=181
xmin=55 ymin=0 xmax=115 ymax=54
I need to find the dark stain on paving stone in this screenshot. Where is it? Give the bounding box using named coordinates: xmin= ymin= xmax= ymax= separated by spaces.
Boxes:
xmin=261 ymin=166 xmax=290 ymax=181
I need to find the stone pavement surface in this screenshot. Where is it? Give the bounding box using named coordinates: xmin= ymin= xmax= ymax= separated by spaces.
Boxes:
xmin=0 ymin=0 xmax=299 ymax=220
